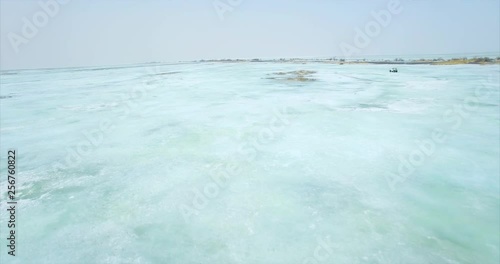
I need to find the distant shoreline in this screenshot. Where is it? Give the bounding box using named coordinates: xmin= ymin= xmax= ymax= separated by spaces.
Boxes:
xmin=2 ymin=56 xmax=499 ymax=72
xmin=197 ymin=57 xmax=500 ymax=66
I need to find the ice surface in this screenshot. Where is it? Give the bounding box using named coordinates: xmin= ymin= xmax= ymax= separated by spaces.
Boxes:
xmin=0 ymin=63 xmax=499 ymax=263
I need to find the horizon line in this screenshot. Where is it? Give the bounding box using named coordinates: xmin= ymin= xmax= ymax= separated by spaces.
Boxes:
xmin=2 ymin=51 xmax=499 ymax=72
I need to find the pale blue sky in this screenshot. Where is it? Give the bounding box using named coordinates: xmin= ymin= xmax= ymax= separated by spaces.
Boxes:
xmin=1 ymin=0 xmax=499 ymax=70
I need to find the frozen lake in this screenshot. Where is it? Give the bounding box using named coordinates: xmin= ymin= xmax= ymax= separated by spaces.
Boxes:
xmin=1 ymin=62 xmax=499 ymax=263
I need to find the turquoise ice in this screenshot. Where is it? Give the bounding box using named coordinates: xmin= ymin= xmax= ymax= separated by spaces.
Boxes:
xmin=0 ymin=62 xmax=499 ymax=263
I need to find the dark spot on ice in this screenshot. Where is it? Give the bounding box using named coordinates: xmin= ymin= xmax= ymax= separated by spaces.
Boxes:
xmin=266 ymin=70 xmax=317 ymax=82
xmin=155 ymin=71 xmax=181 ymax=76
xmin=358 ymin=103 xmax=386 ymax=109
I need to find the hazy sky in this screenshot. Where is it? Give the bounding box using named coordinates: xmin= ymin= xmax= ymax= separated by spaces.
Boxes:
xmin=1 ymin=0 xmax=499 ymax=70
